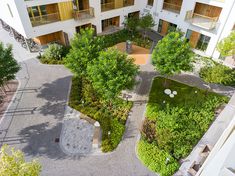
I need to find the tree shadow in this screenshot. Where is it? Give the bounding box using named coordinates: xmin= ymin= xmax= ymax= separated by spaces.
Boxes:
xmin=18 ymin=122 xmax=69 ymax=160
xmin=37 ymin=76 xmax=72 ymax=119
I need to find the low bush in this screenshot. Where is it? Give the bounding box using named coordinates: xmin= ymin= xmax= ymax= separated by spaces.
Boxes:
xmin=39 ymin=44 xmax=70 ymax=64
xmin=199 ymin=64 xmax=235 ymax=86
xmin=98 ymin=29 xmax=152 ymax=49
xmin=69 ymin=77 xmax=132 ymax=152
xmin=138 ymin=140 xmax=179 ymax=176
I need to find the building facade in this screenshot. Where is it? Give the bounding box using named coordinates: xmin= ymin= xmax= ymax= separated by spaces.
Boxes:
xmin=0 ymin=0 xmax=234 ymax=59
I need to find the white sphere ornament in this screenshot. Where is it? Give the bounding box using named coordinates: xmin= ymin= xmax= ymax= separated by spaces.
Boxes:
xmin=164 ymin=89 xmax=171 ymax=95
xmin=169 ymin=94 xmax=174 ymax=98
xmin=173 ymin=91 xmax=177 ymax=95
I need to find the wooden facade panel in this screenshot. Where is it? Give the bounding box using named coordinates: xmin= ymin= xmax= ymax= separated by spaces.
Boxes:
xmin=164 ymin=0 xmax=183 ymax=6
xmin=115 ymin=0 xmax=124 ymax=8
xmin=194 ymin=2 xmax=222 ymax=18
xmin=189 ymin=31 xmax=200 ymax=48
xmin=33 ymin=31 xmax=65 ymax=45
xmin=161 ymin=20 xmax=169 ymax=36
xmin=58 ymin=1 xmax=73 ymax=21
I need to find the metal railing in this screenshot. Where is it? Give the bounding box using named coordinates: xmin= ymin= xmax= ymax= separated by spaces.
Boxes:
xmin=73 ymin=7 xmax=95 ymax=20
xmin=101 ymin=0 xmax=134 ymax=12
xmin=30 ymin=13 xmax=60 ymax=27
xmin=162 ymin=2 xmax=182 ymax=13
xmin=185 ymin=10 xmax=219 ymax=30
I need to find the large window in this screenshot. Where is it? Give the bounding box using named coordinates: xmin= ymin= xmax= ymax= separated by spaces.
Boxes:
xmin=186 ymin=29 xmax=211 ymax=51
xmin=147 ymin=0 xmax=154 ymax=6
xmin=196 ymin=34 xmax=210 ymax=51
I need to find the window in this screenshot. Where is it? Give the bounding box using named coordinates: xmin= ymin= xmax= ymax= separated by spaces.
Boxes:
xmin=7 ymin=4 xmax=13 ymax=17
xmin=186 ymin=29 xmax=210 ymax=51
xmin=157 ymin=19 xmax=163 ymax=33
xmin=147 ymin=0 xmax=154 ymax=6
xmin=196 ymin=34 xmax=210 ymax=51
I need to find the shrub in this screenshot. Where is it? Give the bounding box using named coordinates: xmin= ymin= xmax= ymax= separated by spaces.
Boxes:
xmin=200 ymin=64 xmax=235 ymax=86
xmin=138 ymin=140 xmax=179 ymax=176
xmin=43 ymin=44 xmax=63 ymax=60
xmin=40 ymin=44 xmax=70 ymax=64
xmin=141 ymin=119 xmax=156 ymax=143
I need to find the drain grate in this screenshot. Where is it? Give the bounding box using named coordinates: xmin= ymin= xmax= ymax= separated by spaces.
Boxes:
xmin=55 ymin=138 xmax=60 ymax=143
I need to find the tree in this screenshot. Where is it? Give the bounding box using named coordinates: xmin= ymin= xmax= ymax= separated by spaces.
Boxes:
xmin=87 ymin=48 xmax=139 ymax=102
xmin=0 ymin=145 xmax=41 ymax=176
xmin=217 ymin=31 xmax=235 ymax=58
xmin=139 ymin=13 xmax=155 ymax=40
xmin=0 ymin=43 xmax=20 ymax=88
xmin=123 ymin=15 xmax=140 ymax=36
xmin=65 ymin=28 xmax=103 ymax=77
xmin=152 ymin=31 xmax=193 ymax=84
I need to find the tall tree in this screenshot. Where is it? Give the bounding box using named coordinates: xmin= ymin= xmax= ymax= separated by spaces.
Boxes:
xmin=0 ymin=43 xmax=20 ymax=87
xmin=139 ymin=13 xmax=155 ymax=40
xmin=64 ymin=28 xmax=103 ymax=77
xmin=87 ymin=48 xmax=139 ymax=102
xmin=217 ymin=31 xmax=235 ymax=58
xmin=0 ymin=145 xmax=41 ymax=176
xmin=123 ymin=15 xmax=140 ymax=36
xmin=152 ymin=31 xmax=193 ymax=84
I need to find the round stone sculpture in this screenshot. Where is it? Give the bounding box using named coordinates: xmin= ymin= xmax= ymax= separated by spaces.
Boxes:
xmin=169 ymin=94 xmax=174 ymax=98
xmin=164 ymin=89 xmax=171 ymax=95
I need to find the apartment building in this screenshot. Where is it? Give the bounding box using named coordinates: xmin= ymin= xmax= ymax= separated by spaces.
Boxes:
xmin=0 ymin=0 xmax=144 ymax=49
xmin=0 ymin=0 xmax=234 ymax=59
xmin=144 ymin=0 xmax=235 ymax=59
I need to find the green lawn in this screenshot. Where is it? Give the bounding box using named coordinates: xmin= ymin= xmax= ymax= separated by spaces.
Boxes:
xmin=138 ymin=77 xmax=228 ymax=176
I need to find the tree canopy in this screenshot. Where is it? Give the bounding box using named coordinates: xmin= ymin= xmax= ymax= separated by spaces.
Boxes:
xmin=64 ymin=28 xmax=103 ymax=77
xmin=139 ymin=13 xmax=155 ymax=32
xmin=87 ymin=48 xmax=139 ymax=101
xmin=217 ymin=31 xmax=235 ymax=57
xmin=152 ymin=31 xmax=193 ymax=76
xmin=124 ymin=15 xmax=139 ymax=34
xmin=0 ymin=43 xmax=20 ymax=86
xmin=0 ymin=145 xmax=41 ymax=176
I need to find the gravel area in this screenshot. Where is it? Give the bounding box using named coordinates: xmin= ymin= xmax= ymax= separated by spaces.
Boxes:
xmin=60 ymin=109 xmax=94 ymax=155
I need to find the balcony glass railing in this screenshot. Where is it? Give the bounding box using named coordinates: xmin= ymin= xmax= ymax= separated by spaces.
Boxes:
xmin=162 ymin=2 xmax=182 ymax=13
xmin=30 ymin=13 xmax=60 ymax=27
xmin=101 ymin=0 xmax=134 ymax=12
xmin=185 ymin=10 xmax=219 ymax=30
xmin=73 ymin=7 xmax=95 ymax=20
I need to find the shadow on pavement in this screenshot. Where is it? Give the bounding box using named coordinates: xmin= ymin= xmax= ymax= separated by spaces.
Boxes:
xmin=37 ymin=76 xmax=72 ymax=119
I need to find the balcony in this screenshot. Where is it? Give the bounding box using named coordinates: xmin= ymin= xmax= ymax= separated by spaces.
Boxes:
xmin=185 ymin=10 xmax=219 ymax=30
xmin=73 ymin=7 xmax=95 ymax=20
xmin=185 ymin=2 xmax=222 ymax=30
xmin=162 ymin=0 xmax=182 ymax=13
xmin=30 ymin=13 xmax=60 ymax=27
xmin=101 ymin=0 xmax=134 ymax=12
